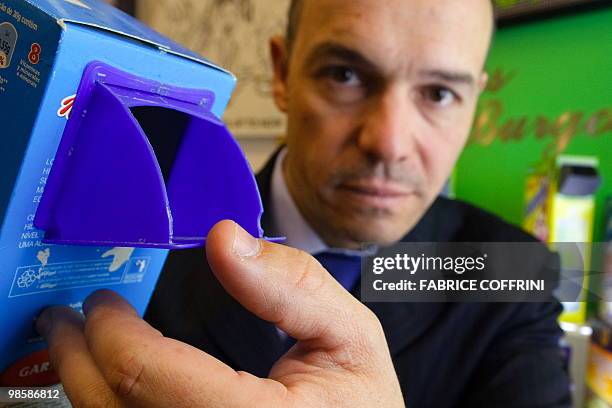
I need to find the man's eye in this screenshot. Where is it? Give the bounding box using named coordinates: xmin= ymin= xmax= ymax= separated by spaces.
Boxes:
xmin=322 ymin=66 xmax=362 ymax=86
xmin=423 ymin=86 xmax=457 ymax=107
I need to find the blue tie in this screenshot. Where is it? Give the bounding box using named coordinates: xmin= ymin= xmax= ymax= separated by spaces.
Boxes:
xmin=313 ymin=251 xmax=362 ymax=292
xmin=281 ymin=251 xmax=362 ymax=353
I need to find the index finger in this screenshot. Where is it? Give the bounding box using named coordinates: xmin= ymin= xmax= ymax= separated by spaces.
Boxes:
xmin=36 ymin=306 xmax=116 ymax=407
xmin=82 ymin=290 xmax=287 ymax=407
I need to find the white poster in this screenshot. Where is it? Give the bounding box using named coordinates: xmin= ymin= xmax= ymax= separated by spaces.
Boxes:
xmin=137 ymin=0 xmax=290 ymax=138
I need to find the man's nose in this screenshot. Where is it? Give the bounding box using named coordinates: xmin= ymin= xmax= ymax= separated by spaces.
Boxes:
xmin=357 ymin=87 xmax=415 ymax=164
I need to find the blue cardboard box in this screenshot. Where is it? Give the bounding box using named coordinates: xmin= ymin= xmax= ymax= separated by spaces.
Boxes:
xmin=0 ymin=0 xmax=239 ymax=386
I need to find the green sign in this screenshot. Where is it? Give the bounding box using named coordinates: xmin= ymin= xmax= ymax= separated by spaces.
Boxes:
xmin=454 ymin=6 xmax=612 ymax=241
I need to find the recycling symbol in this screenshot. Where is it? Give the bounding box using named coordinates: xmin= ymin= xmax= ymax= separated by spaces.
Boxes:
xmin=17 ymin=269 xmax=39 ymax=288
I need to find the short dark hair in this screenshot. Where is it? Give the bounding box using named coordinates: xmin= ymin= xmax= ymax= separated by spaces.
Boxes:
xmin=285 ymin=0 xmax=303 ymax=55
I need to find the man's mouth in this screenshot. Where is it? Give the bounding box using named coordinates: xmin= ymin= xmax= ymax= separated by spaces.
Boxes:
xmin=337 ymin=180 xmax=415 ymax=206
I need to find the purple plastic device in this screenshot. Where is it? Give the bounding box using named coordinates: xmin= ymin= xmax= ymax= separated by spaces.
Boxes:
xmin=34 ymin=61 xmax=266 ymax=249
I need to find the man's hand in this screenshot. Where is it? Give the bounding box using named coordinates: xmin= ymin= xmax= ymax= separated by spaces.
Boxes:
xmin=37 ymin=220 xmax=404 ymax=407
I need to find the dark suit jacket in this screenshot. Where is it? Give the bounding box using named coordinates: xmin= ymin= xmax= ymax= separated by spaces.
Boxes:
xmin=145 ymin=151 xmax=571 ymax=408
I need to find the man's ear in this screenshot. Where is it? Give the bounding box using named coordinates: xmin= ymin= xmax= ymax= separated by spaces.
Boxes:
xmin=478 ymin=71 xmax=489 ymax=93
xmin=270 ymin=35 xmax=289 ymax=113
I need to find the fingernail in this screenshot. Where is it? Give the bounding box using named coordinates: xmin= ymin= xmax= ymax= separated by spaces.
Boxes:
xmin=36 ymin=308 xmax=53 ymax=338
xmin=232 ymin=222 xmax=261 ymax=259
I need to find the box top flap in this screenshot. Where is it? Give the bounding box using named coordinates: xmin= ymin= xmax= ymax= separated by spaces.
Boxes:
xmin=22 ymin=0 xmax=231 ymax=75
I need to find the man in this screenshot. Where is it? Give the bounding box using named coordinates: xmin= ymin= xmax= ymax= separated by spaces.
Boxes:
xmin=38 ymin=0 xmax=571 ymax=406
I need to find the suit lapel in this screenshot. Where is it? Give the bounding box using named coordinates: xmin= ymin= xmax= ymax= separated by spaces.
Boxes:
xmin=362 ymin=298 xmax=445 ymax=356
xmin=191 ymin=264 xmax=285 ymax=376
xmin=353 ymin=281 xmax=445 ymax=356
xmin=352 ymin=199 xmax=459 ymax=356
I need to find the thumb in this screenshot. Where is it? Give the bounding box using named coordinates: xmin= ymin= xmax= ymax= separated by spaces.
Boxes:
xmin=205 ymin=220 xmax=383 ymax=356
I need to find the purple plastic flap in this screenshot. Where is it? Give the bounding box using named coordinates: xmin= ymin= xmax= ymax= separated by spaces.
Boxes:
xmin=34 ymin=61 xmax=265 ymax=249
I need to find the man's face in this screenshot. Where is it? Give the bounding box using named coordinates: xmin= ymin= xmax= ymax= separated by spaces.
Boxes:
xmin=271 ymin=0 xmax=493 ymax=248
